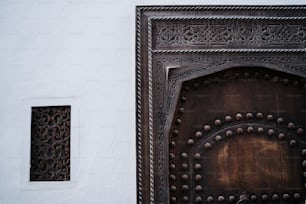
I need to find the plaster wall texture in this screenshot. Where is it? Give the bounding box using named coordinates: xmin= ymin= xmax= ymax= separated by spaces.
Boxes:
xmin=0 ymin=0 xmax=305 ymax=203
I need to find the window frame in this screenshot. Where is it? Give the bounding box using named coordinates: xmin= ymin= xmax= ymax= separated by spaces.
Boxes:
xmin=21 ymin=98 xmax=80 ymax=190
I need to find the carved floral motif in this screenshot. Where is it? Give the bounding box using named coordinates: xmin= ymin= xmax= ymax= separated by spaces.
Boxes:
xmin=154 ymin=20 xmax=306 ymax=49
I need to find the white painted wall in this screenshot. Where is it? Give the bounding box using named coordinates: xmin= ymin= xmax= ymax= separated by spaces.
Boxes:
xmin=0 ymin=0 xmax=304 ymax=203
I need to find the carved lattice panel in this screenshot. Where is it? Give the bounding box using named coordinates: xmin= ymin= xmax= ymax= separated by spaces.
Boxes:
xmin=136 ymin=6 xmax=306 ymax=204
xmin=30 ymin=106 xmax=71 ymax=181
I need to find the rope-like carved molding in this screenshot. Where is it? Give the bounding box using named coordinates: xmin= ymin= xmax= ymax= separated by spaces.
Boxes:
xmin=147 ymin=18 xmax=155 ymax=204
xmin=138 ymin=6 xmax=306 ymax=11
xmin=153 ymin=49 xmax=306 ymax=54
xmin=150 ymin=16 xmax=306 ymax=21
xmin=136 ymin=7 xmax=143 ymax=204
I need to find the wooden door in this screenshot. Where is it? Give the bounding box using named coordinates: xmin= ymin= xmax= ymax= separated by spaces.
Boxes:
xmin=136 ymin=6 xmax=306 ymax=204
xmin=168 ymin=68 xmax=306 ymax=203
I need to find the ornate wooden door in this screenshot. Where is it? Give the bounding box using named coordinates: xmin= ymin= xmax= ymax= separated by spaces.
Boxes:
xmin=136 ymin=6 xmax=306 ymax=204
xmin=168 ymin=68 xmax=306 ymax=203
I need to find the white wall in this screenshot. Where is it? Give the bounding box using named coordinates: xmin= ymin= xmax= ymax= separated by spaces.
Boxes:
xmin=0 ymin=0 xmax=305 ymax=204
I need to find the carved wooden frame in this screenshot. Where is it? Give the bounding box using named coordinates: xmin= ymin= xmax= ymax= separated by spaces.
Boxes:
xmin=136 ymin=5 xmax=306 ymax=204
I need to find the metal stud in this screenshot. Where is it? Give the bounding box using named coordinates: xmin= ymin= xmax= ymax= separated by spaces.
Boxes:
xmin=294 ymin=193 xmax=301 ymax=200
xmin=237 ymin=128 xmax=243 ymax=134
xmin=303 ymin=172 xmax=306 ymax=178
xmin=267 ymin=114 xmax=273 ymax=121
xmin=207 ymin=196 xmax=214 ymax=203
xmin=228 ymin=195 xmax=235 ymax=202
xmin=188 ymin=139 xmax=194 ymax=145
xmin=215 ymin=119 xmax=222 ymax=126
xmin=172 ymin=129 xmax=179 ymax=136
xmin=204 ymin=142 xmax=211 ymax=149
xmin=218 ymin=196 xmax=225 ymax=202
xmin=195 ymin=131 xmax=202 ymax=138
xmin=244 ymin=72 xmax=250 ymax=78
xmin=264 ymin=73 xmax=270 ymax=79
xmin=170 ymin=141 xmax=176 ymax=147
xmin=283 ymin=78 xmax=289 ymax=84
xmin=171 ymin=196 xmax=177 ymax=202
xmin=250 ymin=195 xmax=257 ymax=201
xmin=278 ymin=133 xmax=285 ymax=140
xmin=302 ymin=149 xmax=306 ymax=156
xmin=293 ymin=81 xmax=299 ymax=86
xmin=277 ymin=117 xmax=284 ymax=124
xmin=215 ymin=135 xmax=222 ymax=141
xmin=181 ymin=163 xmax=188 ymax=169
xmin=175 ymin=118 xmax=182 ymax=125
xmin=297 ymin=128 xmax=304 ymax=135
xmin=195 ymin=185 xmax=202 ymax=191
xmin=256 ymin=112 xmax=263 ymax=119
xmin=261 ymin=194 xmax=268 ymax=201
xmin=272 ymin=76 xmax=279 ymax=82
xmin=288 ymin=122 xmax=295 ymax=129
xmin=272 ymin=194 xmax=279 ymax=201
xmin=257 ymin=127 xmax=264 ymax=134
xmin=247 ymin=126 xmax=254 ymax=133
xmin=235 ymin=113 xmax=243 ymax=120
xmin=302 ymin=160 xmax=306 ymax=167
xmin=194 ymin=153 xmax=201 ymax=159
xmin=183 ymin=196 xmax=189 ymax=202
xmin=246 ymin=112 xmax=253 ymax=119
xmin=193 ymin=82 xmax=200 ymax=88
xmin=204 ymin=125 xmax=211 ymax=132
xmin=282 ymin=193 xmax=290 ymax=200
xmin=290 ymin=139 xmax=297 ymax=146
xmin=203 ymin=80 xmax=209 ymax=86
xmin=184 ymin=86 xmax=190 ymax=91
xmin=268 ymin=129 xmax=275 ymax=136
xmin=194 ymin=163 xmax=201 ymax=170
xmin=178 ymin=107 xmax=184 ymax=114
xmin=181 ymin=152 xmax=188 ymax=159
xmin=226 ymin=130 xmax=233 ymax=137
xmin=225 ymin=115 xmax=232 ymax=122
xmin=181 ymin=96 xmax=187 ymax=102
xmin=170 ymin=185 xmax=176 ymax=191
xmin=169 ymin=174 xmax=176 ymax=180
xmin=170 ymin=153 xmax=175 ymax=159
xmin=182 ymin=185 xmax=189 ymax=191
xmin=170 ymin=164 xmax=176 ymax=170
xmin=181 ymin=174 xmax=188 ymax=180
xmin=195 ymin=174 xmax=202 ymax=181
xmin=195 ymin=196 xmax=203 ymax=203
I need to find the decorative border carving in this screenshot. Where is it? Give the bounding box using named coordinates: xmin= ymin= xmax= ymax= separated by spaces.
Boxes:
xmin=136 ymin=5 xmax=306 ymax=204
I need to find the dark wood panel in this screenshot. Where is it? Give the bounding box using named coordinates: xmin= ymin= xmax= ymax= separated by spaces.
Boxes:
xmin=169 ymin=68 xmax=306 ymax=203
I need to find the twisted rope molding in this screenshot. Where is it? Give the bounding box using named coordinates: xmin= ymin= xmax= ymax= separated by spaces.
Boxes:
xmin=153 ymin=49 xmax=306 ymax=54
xmin=136 ymin=7 xmax=143 ymax=204
xmin=150 ymin=16 xmax=306 ymax=21
xmin=148 ymin=18 xmax=155 ymax=204
xmin=138 ymin=6 xmax=306 ymax=11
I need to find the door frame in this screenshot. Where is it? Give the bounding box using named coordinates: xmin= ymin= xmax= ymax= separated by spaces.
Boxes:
xmin=136 ymin=5 xmax=306 ymax=204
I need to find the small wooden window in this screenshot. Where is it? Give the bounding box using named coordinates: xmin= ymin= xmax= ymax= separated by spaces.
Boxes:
xmin=30 ymin=106 xmax=71 ymax=181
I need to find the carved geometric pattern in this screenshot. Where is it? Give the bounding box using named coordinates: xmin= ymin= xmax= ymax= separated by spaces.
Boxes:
xmin=154 ymin=19 xmax=306 ymax=49
xmin=30 ymin=106 xmax=71 ymax=181
xmin=136 ymin=6 xmax=306 ymax=204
